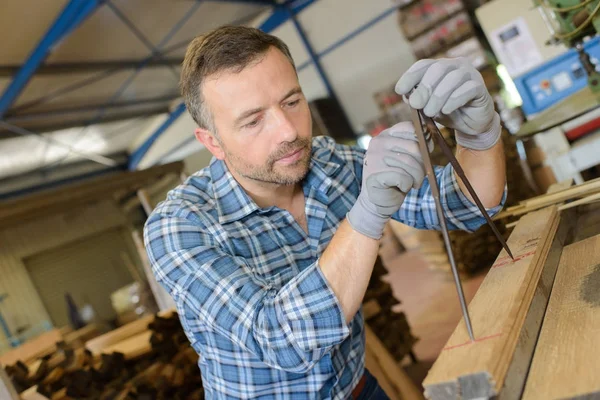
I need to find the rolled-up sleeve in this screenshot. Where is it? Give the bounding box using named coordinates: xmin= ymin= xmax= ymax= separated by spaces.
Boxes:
xmin=144 ymin=213 xmax=349 ymax=374
xmin=393 ymin=163 xmax=507 ymax=232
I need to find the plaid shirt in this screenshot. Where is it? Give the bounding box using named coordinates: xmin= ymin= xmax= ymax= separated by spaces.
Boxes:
xmin=144 ymin=136 xmax=505 ymax=399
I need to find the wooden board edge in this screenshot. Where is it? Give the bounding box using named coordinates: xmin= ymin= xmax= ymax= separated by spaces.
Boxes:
xmin=498 ymin=209 xmax=575 ymax=399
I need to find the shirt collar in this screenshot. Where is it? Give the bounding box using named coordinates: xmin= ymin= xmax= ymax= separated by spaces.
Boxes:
xmin=209 ymin=142 xmax=341 ymax=225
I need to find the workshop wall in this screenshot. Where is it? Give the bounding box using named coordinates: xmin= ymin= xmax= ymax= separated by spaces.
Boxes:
xmin=0 ymin=200 xmax=129 ymax=349
xmin=131 ymin=0 xmax=414 ymax=170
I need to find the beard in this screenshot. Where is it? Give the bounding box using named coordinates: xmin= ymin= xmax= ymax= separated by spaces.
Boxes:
xmin=223 ymin=137 xmax=312 ymax=185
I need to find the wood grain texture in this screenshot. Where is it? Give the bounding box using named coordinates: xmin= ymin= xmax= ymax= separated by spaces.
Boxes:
xmin=100 ymin=330 xmax=152 ymax=360
xmin=522 ymin=233 xmax=600 ymax=400
xmin=364 ymin=325 xmax=424 ymax=400
xmin=85 ymin=310 xmax=173 ymax=355
xmin=423 ymin=207 xmax=565 ymax=399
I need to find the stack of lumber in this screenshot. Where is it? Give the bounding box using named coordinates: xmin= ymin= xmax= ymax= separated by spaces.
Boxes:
xmin=364 ymin=256 xmax=417 ymax=363
xmin=422 ymin=206 xmax=573 ymax=399
xmin=5 ymin=312 xmax=204 ymax=400
xmin=522 ymin=232 xmax=600 ymax=399
xmin=0 ymin=330 xmax=63 ymax=368
xmin=496 ymin=176 xmax=600 ymax=225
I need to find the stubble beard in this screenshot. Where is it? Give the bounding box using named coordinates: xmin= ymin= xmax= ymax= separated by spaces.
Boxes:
xmin=224 ymin=138 xmax=312 ymax=185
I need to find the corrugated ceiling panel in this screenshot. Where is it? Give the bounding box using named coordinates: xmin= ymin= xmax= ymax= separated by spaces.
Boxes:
xmin=0 ymin=0 xmax=69 ymax=64
xmin=46 ymin=4 xmax=152 ymax=63
xmin=13 ymin=70 xmax=138 ymax=109
xmin=161 ymin=1 xmax=268 ymax=51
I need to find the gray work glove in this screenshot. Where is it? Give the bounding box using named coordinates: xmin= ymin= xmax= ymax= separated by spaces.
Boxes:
xmin=395 ymin=57 xmax=501 ymax=151
xmin=347 ymin=122 xmax=426 ymax=240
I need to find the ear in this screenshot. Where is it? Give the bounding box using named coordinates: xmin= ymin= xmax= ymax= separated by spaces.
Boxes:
xmin=195 ymin=128 xmax=225 ymax=160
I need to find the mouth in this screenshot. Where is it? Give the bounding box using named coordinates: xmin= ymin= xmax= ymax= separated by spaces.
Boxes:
xmin=276 ymin=147 xmax=305 ymax=165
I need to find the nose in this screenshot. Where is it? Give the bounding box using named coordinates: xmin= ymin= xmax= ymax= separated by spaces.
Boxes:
xmin=271 ymin=108 xmax=297 ymax=144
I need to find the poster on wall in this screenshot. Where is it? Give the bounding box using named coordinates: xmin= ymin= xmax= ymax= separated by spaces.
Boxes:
xmin=490 ymin=17 xmax=543 ymax=77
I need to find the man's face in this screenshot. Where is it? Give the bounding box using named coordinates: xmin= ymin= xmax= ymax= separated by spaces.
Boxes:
xmin=201 ymin=47 xmax=313 ymax=186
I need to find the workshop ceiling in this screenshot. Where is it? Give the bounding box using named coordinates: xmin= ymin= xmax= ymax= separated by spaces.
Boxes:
xmin=0 ymin=0 xmax=272 ymax=182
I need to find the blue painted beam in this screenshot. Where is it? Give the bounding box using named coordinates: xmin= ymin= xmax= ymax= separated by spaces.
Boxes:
xmin=258 ymin=0 xmax=315 ymax=32
xmin=128 ymin=103 xmax=187 ymax=170
xmin=0 ymin=0 xmax=101 ymax=117
xmin=295 ymin=5 xmax=397 ymax=73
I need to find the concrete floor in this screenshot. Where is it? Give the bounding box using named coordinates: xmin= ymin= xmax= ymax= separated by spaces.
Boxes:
xmin=378 ymin=234 xmax=487 ymax=389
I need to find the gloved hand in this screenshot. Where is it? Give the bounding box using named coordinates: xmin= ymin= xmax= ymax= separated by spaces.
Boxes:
xmin=395 ymin=57 xmax=501 ymax=151
xmin=347 ymin=122 xmax=426 ymax=240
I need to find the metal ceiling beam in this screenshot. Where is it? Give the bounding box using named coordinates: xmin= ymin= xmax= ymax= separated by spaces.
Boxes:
xmin=5 ymin=94 xmax=180 ymax=121
xmin=0 ymin=59 xmax=183 ymax=76
xmin=0 ymin=0 xmax=103 ymax=118
xmin=258 ymin=0 xmax=315 ymax=32
xmin=128 ymin=102 xmax=186 ymax=170
xmin=0 ymin=106 xmax=169 ymax=140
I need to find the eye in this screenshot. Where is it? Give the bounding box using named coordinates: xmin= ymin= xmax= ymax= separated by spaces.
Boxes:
xmin=287 ymin=99 xmax=300 ymax=108
xmin=243 ymin=118 xmax=261 ymax=129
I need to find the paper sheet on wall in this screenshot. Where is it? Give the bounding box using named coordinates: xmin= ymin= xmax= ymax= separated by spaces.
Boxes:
xmin=490 ymin=17 xmax=543 ymax=78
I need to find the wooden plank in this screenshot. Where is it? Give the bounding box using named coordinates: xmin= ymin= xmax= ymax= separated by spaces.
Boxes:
xmin=63 ymin=324 xmax=101 ymax=347
xmin=0 ymin=367 xmax=19 ymax=400
xmin=85 ymin=310 xmax=174 ymax=355
xmin=0 ymin=330 xmax=62 ymax=367
xmin=522 ymin=233 xmax=600 ymax=399
xmin=101 ymin=330 xmax=152 ymax=360
xmin=364 ymin=325 xmax=424 ymax=400
xmin=494 ymin=179 xmax=600 ymax=220
xmin=506 ymin=192 xmax=600 ymax=229
xmin=547 ymin=179 xmax=574 ymax=194
xmin=85 ymin=315 xmax=153 ymax=355
xmin=20 ymin=386 xmax=50 ymax=400
xmin=423 ymin=206 xmax=572 ymax=399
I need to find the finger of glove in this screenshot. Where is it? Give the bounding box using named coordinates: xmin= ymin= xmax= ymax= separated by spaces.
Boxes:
xmin=407 ymin=62 xmax=459 ymax=110
xmin=368 ymin=171 xmax=414 ymax=202
xmin=395 ymin=59 xmax=437 ymax=95
xmin=423 ymin=68 xmax=471 ymax=117
xmin=384 ymin=152 xmax=425 ymax=190
xmin=385 ymin=140 xmax=424 ymax=188
xmin=382 ymin=121 xmax=415 ymax=139
xmin=441 ymin=80 xmax=485 ymax=115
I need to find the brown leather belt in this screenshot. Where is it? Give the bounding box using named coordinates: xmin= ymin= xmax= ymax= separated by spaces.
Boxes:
xmin=351 ymin=373 xmax=367 ymax=399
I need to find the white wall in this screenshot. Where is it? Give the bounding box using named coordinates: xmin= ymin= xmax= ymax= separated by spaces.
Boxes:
xmin=132 ymin=0 xmax=414 ymax=169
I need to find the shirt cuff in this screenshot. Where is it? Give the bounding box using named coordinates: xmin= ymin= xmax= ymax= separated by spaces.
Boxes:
xmin=440 ymin=164 xmax=507 ymax=233
xmin=278 ymin=260 xmax=350 ymax=353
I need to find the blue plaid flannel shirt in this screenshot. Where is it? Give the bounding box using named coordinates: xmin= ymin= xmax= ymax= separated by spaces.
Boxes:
xmin=144 ymin=135 xmax=505 ymax=399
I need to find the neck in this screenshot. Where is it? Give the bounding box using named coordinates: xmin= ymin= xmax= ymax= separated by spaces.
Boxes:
xmin=228 ymin=166 xmax=302 ymax=210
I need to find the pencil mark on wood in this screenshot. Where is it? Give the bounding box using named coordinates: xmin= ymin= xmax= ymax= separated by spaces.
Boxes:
xmin=442 ymin=333 xmax=503 ymax=351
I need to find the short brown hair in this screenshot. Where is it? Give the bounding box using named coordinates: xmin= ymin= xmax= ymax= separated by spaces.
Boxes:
xmin=180 ymin=26 xmax=296 ymax=131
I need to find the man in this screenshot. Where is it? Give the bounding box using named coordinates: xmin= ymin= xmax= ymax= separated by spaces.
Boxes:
xmin=144 ymin=25 xmax=506 ymax=399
